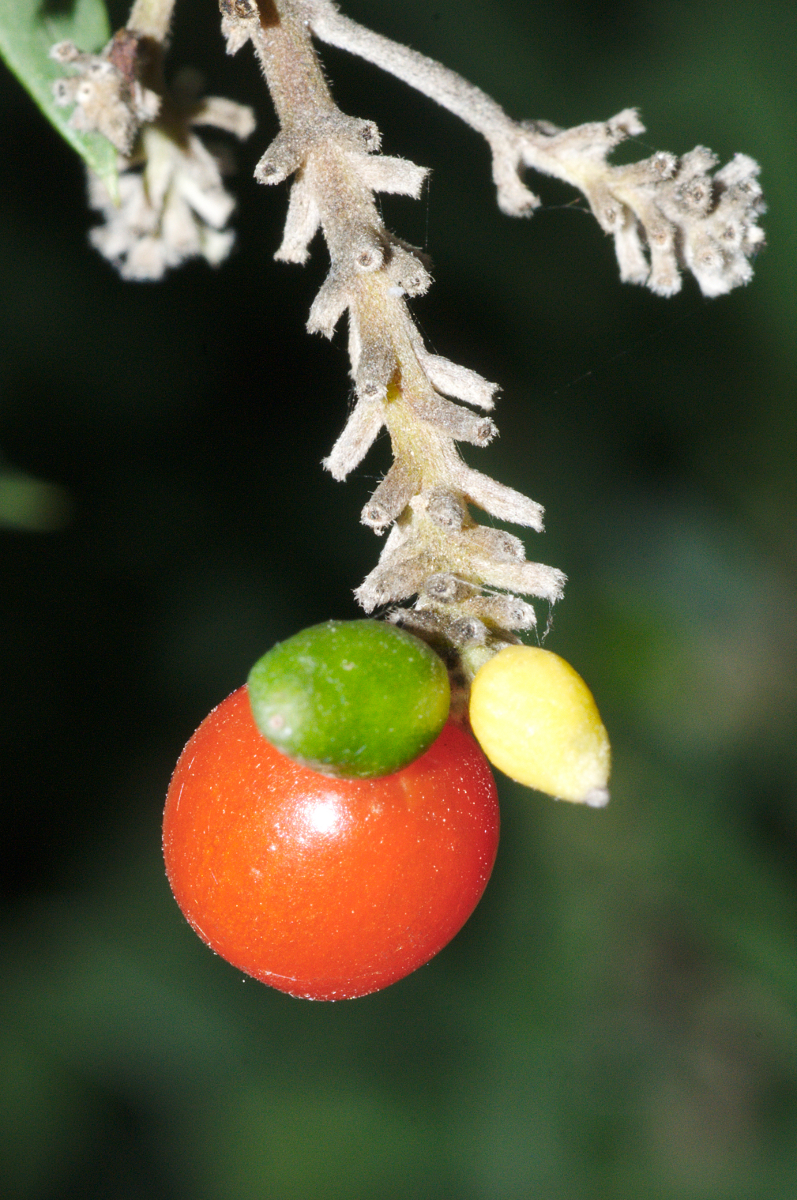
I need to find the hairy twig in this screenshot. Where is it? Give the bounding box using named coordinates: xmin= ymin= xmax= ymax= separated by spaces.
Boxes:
xmin=224 ymin=0 xmax=567 ymax=657
xmin=50 ymin=0 xmax=765 ymax=666
xmin=306 ymin=0 xmax=765 ymax=298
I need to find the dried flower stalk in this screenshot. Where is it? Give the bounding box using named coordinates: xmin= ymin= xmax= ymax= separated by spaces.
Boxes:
xmin=222 ymin=0 xmax=763 ymax=662
xmin=224 ymin=0 xmax=573 ymax=662
xmin=51 ymin=0 xmax=765 ymax=670
xmin=306 ymin=0 xmax=766 ymax=298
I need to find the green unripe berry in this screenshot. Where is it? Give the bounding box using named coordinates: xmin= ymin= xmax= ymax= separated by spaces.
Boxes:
xmin=247 ymin=620 xmax=451 ymax=778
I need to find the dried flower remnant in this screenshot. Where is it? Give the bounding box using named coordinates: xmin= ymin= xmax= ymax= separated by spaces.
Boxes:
xmin=52 ymin=23 xmax=255 ymax=280
xmin=51 ymin=32 xmax=161 ymax=156
xmin=87 ymin=81 xmax=255 ymax=280
xmin=534 ymin=119 xmax=767 ymax=297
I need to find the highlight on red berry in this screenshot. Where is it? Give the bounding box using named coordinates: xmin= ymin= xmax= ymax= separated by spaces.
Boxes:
xmin=163 ymin=686 xmax=499 ymax=1000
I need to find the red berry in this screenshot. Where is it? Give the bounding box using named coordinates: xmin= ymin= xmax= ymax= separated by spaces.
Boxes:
xmin=163 ymin=686 xmax=499 ymax=1000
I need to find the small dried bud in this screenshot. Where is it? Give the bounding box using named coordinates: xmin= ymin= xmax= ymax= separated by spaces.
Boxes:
xmin=50 ymin=40 xmax=84 ymax=65
xmin=453 ymin=466 xmax=545 ymax=530
xmin=307 ymin=271 xmax=350 ymax=337
xmin=353 ymin=155 xmax=429 ymax=198
xmin=412 ymin=345 xmax=498 ymax=411
xmin=449 ymin=593 xmax=536 ymax=631
xmin=220 ymin=0 xmax=260 ymax=55
xmin=275 ymin=175 xmax=321 ymax=264
xmin=255 ymin=133 xmax=304 ymax=185
xmin=449 ymin=616 xmax=488 ymax=646
xmin=323 ymin=399 xmax=385 ymax=481
xmin=424 ymin=489 xmax=466 ymax=530
xmin=411 ymin=393 xmax=497 ymax=446
xmin=422 ymin=574 xmax=477 ymax=603
xmin=219 ymin=0 xmax=258 ymax=15
xmin=361 ymin=461 xmax=417 ymax=531
xmin=385 ymin=607 xmax=442 ymax=636
xmin=355 ymin=339 xmax=397 ymax=402
xmin=189 ymin=96 xmax=256 ymax=139
xmin=468 ymin=560 xmax=566 ymax=604
xmin=355 ymin=552 xmax=432 ymax=611
xmin=469 ymin=527 xmax=525 ymax=562
xmin=353 ymin=228 xmax=386 ymax=272
xmin=385 ymin=243 xmax=431 ymax=296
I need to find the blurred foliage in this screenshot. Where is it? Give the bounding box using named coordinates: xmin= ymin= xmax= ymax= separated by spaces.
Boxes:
xmin=0 ymin=465 xmax=72 ymax=530
xmin=1 ymin=1 xmax=796 ymax=1197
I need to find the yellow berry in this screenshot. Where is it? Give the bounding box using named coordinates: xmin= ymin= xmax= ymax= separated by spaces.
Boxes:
xmin=468 ymin=645 xmax=611 ymax=806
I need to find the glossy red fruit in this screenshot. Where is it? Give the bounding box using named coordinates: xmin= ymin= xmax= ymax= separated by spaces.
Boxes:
xmin=163 ymin=686 xmax=499 ymax=1000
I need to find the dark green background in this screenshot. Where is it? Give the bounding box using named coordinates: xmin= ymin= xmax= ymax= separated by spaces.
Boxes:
xmin=2 ymin=1 xmax=796 ymax=1197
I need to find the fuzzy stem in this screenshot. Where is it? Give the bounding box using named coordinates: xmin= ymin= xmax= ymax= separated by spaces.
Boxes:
xmin=127 ymin=0 xmax=176 ymax=42
xmin=304 ymin=0 xmax=765 ymax=291
xmin=252 ymin=8 xmax=452 ymax=508
xmin=241 ymin=0 xmax=566 ymax=646
xmin=307 ymin=2 xmax=515 ymax=148
xmin=253 ymin=2 xmax=336 ymax=124
xmin=305 ymin=0 xmax=539 ymax=216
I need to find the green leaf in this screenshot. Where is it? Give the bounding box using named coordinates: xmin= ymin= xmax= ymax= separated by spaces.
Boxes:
xmin=0 ymin=0 xmax=117 ymax=198
xmin=0 ymin=468 xmax=72 ymax=531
